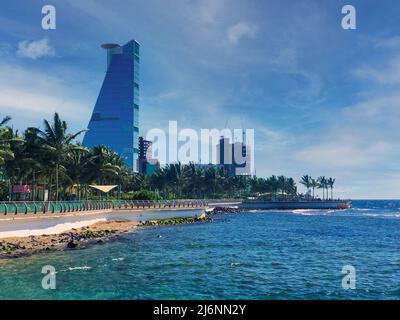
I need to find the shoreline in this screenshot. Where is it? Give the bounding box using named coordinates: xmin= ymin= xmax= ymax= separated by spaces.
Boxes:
xmin=0 ymin=220 xmax=140 ymax=259
xmin=0 ymin=218 xmax=107 ymax=239
xmin=0 ymin=213 xmax=210 ymax=260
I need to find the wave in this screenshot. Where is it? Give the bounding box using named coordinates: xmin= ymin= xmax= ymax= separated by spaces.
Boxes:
xmin=112 ymin=257 xmax=124 ymax=261
xmin=290 ymin=209 xmax=328 ymax=216
xmin=56 ymin=266 xmax=93 ymax=274
xmin=67 ymin=266 xmax=92 ymax=271
xmin=363 ymin=213 xmax=400 ymax=218
xmin=288 ymin=207 xmax=400 ymax=219
xmin=230 ymin=262 xmax=241 ymax=266
xmin=292 ymin=209 xmax=315 ymax=214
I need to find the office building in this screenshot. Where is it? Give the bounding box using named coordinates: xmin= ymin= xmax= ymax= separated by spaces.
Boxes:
xmin=137 ymin=136 xmax=160 ymax=175
xmin=83 ymin=40 xmax=140 ymax=171
xmin=216 ymin=136 xmax=251 ymax=176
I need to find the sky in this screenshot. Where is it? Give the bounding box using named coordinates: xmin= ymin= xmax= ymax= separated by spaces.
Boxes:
xmin=0 ymin=0 xmax=399 ymax=199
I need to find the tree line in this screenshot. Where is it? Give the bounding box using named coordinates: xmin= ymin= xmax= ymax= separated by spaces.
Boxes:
xmin=1 ymin=113 xmax=335 ymax=201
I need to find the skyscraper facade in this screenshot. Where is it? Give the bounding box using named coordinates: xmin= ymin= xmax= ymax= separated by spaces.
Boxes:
xmin=216 ymin=136 xmax=251 ymax=176
xmin=83 ymin=40 xmax=140 ymax=171
xmin=137 ymin=136 xmax=160 ymax=175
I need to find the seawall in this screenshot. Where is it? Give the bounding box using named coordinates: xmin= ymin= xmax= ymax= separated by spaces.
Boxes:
xmin=238 ymin=200 xmax=350 ymax=210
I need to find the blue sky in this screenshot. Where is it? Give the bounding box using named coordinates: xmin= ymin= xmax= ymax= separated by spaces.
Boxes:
xmin=0 ymin=0 xmax=399 ymax=199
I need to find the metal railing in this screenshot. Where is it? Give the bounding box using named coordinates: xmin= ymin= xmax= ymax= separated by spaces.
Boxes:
xmin=0 ymin=199 xmax=212 ymax=216
xmin=242 ymin=198 xmax=350 ymax=203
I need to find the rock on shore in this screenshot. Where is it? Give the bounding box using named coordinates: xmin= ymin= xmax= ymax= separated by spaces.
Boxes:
xmin=206 ymin=206 xmax=243 ymax=214
xmin=139 ymin=213 xmax=211 ymax=226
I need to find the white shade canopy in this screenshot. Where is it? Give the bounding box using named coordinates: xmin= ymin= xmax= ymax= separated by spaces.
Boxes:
xmin=88 ymin=185 xmax=118 ymax=193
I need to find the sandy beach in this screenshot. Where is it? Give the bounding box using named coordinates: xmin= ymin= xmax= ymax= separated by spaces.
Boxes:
xmin=0 ymin=220 xmax=140 ymax=258
xmin=0 ymin=208 xmax=207 ymax=259
xmin=0 ymin=218 xmax=107 ymax=239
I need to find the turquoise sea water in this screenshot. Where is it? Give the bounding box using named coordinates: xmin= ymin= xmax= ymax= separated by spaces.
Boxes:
xmin=0 ymin=200 xmax=399 ymax=300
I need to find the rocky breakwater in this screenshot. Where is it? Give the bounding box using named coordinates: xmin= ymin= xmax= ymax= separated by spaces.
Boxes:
xmin=206 ymin=206 xmax=244 ymax=215
xmin=140 ymin=212 xmax=211 ymax=226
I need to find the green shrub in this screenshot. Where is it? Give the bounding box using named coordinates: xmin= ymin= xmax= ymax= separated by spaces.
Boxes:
xmin=122 ymin=190 xmax=160 ymax=200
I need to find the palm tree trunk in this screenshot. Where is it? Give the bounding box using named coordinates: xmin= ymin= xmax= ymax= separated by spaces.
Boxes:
xmin=32 ymin=170 xmax=35 ymax=201
xmin=56 ymin=164 xmax=59 ymax=201
xmin=8 ymin=178 xmax=12 ymax=201
xmin=49 ymin=174 xmax=53 ymax=201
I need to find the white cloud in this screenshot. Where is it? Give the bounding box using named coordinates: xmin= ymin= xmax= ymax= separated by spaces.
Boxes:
xmin=374 ymin=36 xmax=400 ymax=49
xmin=0 ymin=86 xmax=86 ymax=120
xmin=342 ymin=92 xmax=400 ymax=123
xmin=352 ymin=55 xmax=400 ymax=85
xmin=0 ymin=64 xmax=92 ymax=130
xmin=254 ymin=126 xmax=288 ymax=152
xmin=227 ymin=22 xmax=257 ymax=45
xmin=348 ymin=55 xmax=400 ymax=124
xmin=187 ymin=0 xmax=227 ymax=25
xmin=16 ymin=38 xmax=55 ymax=59
xmin=295 ymin=140 xmax=393 ymax=168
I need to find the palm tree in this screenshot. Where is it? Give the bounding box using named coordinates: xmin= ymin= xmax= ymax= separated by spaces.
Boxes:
xmin=28 ymin=113 xmax=87 ymax=201
xmin=129 ymin=172 xmax=149 ymax=192
xmin=83 ymin=145 xmax=128 ymax=200
xmin=310 ymin=178 xmax=318 ymax=199
xmin=160 ymin=162 xmax=187 ymax=198
xmin=0 ymin=116 xmax=23 ymax=164
xmin=327 ymin=177 xmax=335 ymax=200
xmin=324 ymin=178 xmax=329 ymax=199
xmin=64 ymin=147 xmax=97 ymax=200
xmin=204 ymin=166 xmax=218 ymax=196
xmin=317 ymin=176 xmax=327 ymax=200
xmin=85 ymin=145 xmax=124 ymax=183
xmin=300 ymin=175 xmax=312 ymax=198
xmin=277 ymin=175 xmax=287 ymax=198
xmin=0 ymin=116 xmax=13 ymax=164
xmin=1 ymin=122 xmax=28 ymax=200
xmin=286 ymin=177 xmax=297 ymax=197
xmin=182 ymin=163 xmax=204 ymax=198
xmin=150 ymin=168 xmax=167 ymax=197
xmin=3 ymin=128 xmax=40 ymax=200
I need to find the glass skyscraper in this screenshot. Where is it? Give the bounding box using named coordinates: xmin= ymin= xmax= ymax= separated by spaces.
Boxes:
xmin=83 ymin=40 xmax=140 ymax=171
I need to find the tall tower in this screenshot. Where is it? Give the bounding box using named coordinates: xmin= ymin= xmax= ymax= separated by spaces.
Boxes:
xmin=137 ymin=136 xmax=160 ymax=175
xmin=83 ymin=40 xmax=140 ymax=171
xmin=216 ymin=136 xmax=251 ymax=176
